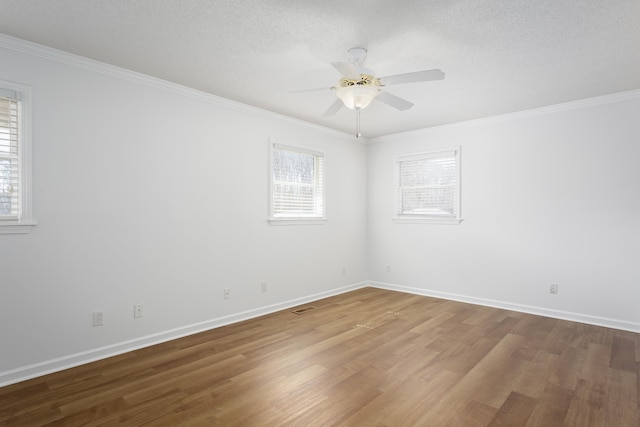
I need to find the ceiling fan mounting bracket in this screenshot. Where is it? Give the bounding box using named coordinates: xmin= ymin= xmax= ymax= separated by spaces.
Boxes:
xmin=346 ymin=47 xmax=367 ymax=65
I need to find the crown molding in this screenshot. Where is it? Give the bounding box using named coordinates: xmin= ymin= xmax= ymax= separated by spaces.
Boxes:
xmin=370 ymin=89 xmax=640 ymax=143
xmin=0 ymin=33 xmax=358 ymax=142
xmin=1 ymin=32 xmax=635 ymax=145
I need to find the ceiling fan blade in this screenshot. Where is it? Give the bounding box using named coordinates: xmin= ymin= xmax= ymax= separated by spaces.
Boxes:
xmin=378 ymin=69 xmax=445 ymax=86
xmin=322 ymin=98 xmax=344 ymax=117
xmin=331 ymin=61 xmax=360 ymax=79
xmin=375 ymin=91 xmax=414 ymax=111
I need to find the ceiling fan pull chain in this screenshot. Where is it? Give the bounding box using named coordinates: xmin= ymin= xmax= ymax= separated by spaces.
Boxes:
xmin=356 ymin=107 xmax=362 ymax=138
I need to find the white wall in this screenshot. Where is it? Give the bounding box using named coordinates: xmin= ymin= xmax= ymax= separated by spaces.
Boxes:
xmin=368 ymin=93 xmax=640 ymax=331
xmin=2 ymin=35 xmax=639 ymax=387
xmin=0 ymin=39 xmax=368 ymax=385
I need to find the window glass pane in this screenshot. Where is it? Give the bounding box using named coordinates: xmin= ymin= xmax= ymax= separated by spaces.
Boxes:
xmin=0 ymin=159 xmax=12 ymax=215
xmin=0 ymin=95 xmax=18 ymax=217
xmin=273 ymin=150 xmax=314 ymax=184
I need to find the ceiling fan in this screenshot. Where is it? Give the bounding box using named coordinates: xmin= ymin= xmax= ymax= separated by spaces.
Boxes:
xmin=308 ymin=47 xmax=445 ymax=137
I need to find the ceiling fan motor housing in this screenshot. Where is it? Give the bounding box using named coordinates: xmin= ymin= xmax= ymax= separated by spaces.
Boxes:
xmin=339 ymin=74 xmax=381 ymax=88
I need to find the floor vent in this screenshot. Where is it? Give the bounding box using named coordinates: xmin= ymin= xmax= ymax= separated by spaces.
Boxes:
xmin=292 ymin=306 xmax=316 ymax=315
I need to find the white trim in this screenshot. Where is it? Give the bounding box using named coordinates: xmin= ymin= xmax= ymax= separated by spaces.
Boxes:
xmin=268 ymin=218 xmax=327 ymax=226
xmin=0 ymin=33 xmax=358 ymax=143
xmin=0 ymin=221 xmax=37 ymax=234
xmin=370 ymin=89 xmax=640 ymax=144
xmin=395 ymin=149 xmax=458 ymax=162
xmin=392 ymin=217 xmax=463 ymax=225
xmin=3 ymin=34 xmax=636 ymax=144
xmin=0 ymin=281 xmax=369 ymax=387
xmin=2 ymin=279 xmax=638 ymax=386
xmin=0 ymin=87 xmax=18 ymax=99
xmin=272 ymin=142 xmax=323 ymax=158
xmin=369 ymin=281 xmax=640 ymax=334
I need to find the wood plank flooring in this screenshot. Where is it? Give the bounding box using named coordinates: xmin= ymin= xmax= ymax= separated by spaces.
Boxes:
xmin=1 ymin=287 xmax=638 ymax=426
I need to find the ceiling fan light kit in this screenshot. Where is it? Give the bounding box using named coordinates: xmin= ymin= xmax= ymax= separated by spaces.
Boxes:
xmin=336 ymin=84 xmax=379 ymax=110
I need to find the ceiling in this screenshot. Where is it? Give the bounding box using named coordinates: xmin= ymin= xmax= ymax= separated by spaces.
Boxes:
xmin=0 ymin=0 xmax=639 ymax=138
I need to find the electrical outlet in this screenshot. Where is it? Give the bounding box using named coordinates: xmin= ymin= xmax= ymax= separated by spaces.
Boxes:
xmin=386 ymin=265 xmax=391 ymax=273
xmin=550 ymin=284 xmax=558 ymax=294
xmin=224 ymin=288 xmax=231 ymax=299
xmin=93 ymin=311 xmax=104 ymax=326
xmin=261 ymin=282 xmax=267 ymax=293
xmin=341 ymin=266 xmax=346 ymax=276
xmin=134 ymin=303 xmax=144 ymax=318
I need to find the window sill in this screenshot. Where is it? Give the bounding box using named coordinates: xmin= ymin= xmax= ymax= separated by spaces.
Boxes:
xmin=268 ymin=218 xmax=327 ymax=226
xmin=0 ymin=220 xmax=37 ymax=234
xmin=393 ymin=217 xmax=463 ymax=225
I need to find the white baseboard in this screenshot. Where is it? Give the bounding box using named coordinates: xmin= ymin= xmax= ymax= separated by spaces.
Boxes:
xmin=0 ymin=282 xmax=368 ymax=387
xmin=369 ymin=281 xmax=640 ymax=334
xmin=4 ymin=280 xmax=637 ymax=387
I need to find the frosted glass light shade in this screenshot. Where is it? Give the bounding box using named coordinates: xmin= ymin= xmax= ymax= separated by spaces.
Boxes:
xmin=336 ymin=85 xmax=379 ymax=110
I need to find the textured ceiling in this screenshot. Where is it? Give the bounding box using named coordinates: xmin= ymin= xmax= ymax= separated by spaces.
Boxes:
xmin=0 ymin=0 xmax=639 ymax=137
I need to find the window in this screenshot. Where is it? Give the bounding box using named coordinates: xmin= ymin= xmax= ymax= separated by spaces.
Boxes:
xmin=269 ymin=141 xmax=325 ymax=224
xmin=0 ymin=81 xmax=35 ymax=234
xmin=394 ymin=147 xmax=461 ymax=224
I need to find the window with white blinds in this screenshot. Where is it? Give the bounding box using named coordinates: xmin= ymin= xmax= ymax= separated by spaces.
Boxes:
xmin=270 ymin=142 xmax=325 ymax=223
xmin=0 ymin=90 xmax=19 ymax=219
xmin=394 ymin=148 xmax=461 ymax=224
xmin=0 ymin=81 xmax=34 ymax=234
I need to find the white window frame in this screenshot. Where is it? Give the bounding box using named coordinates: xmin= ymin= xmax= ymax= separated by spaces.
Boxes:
xmin=0 ymin=80 xmax=35 ymax=234
xmin=393 ymin=147 xmax=462 ymax=225
xmin=269 ymin=140 xmax=326 ymax=226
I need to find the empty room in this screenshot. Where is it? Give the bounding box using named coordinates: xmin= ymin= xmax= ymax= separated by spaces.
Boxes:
xmin=0 ymin=1 xmax=638 ymax=426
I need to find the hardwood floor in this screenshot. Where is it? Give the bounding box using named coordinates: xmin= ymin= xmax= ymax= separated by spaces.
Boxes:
xmin=1 ymin=287 xmax=638 ymax=426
